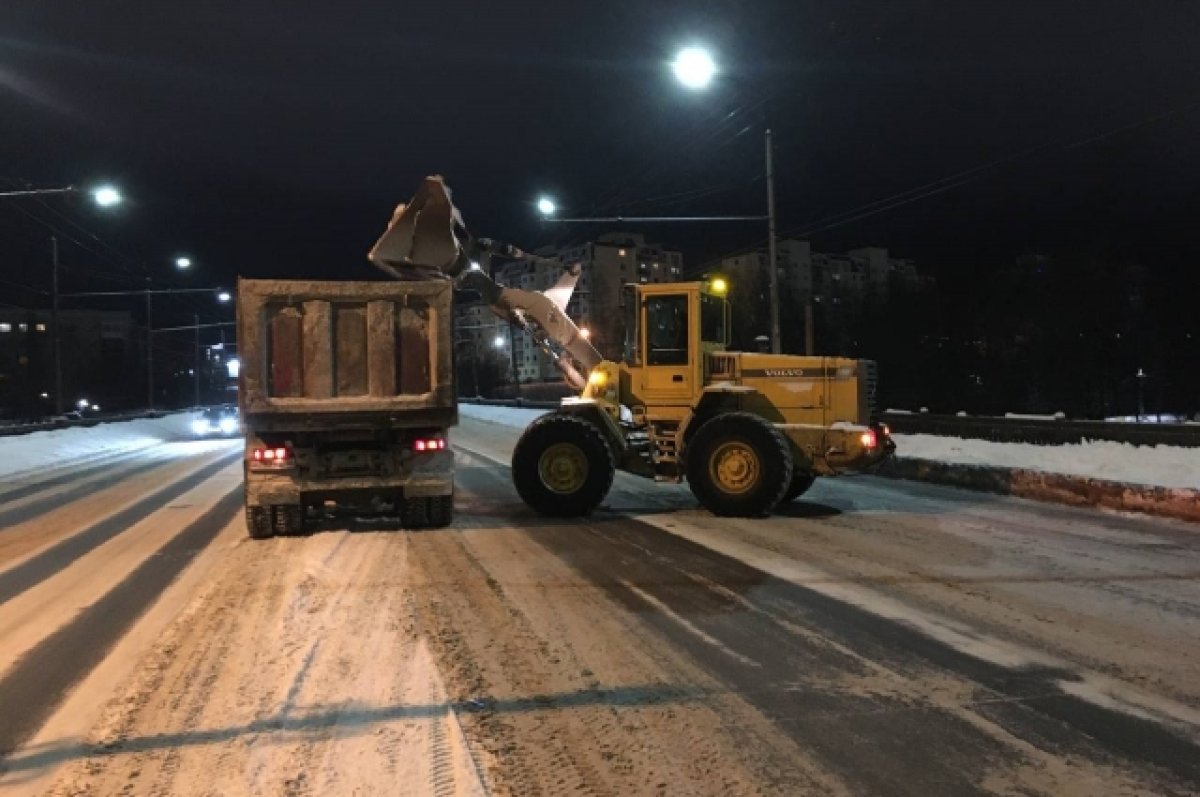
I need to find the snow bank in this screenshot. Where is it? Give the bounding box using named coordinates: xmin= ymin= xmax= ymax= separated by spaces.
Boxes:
xmin=460 ymin=403 xmax=1197 ymax=491
xmin=893 ymin=434 xmax=1198 ymax=491
xmin=0 ymin=413 xmax=195 ymax=480
xmin=459 ymin=403 xmax=547 ymax=429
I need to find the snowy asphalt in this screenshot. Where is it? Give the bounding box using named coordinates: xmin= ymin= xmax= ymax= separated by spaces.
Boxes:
xmin=0 ymin=417 xmax=1197 ymax=795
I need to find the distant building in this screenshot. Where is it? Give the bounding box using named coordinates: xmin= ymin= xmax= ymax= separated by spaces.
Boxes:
xmin=714 ymin=242 xmax=933 ymax=348
xmin=0 ymin=309 xmax=139 ymax=416
xmin=456 ymin=232 xmax=683 ymax=384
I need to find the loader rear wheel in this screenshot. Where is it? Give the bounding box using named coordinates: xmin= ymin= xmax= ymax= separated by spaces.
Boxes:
xmin=246 ymin=506 xmax=273 ymax=540
xmin=686 ymin=412 xmax=793 ymax=517
xmin=782 ymin=471 xmax=817 ymax=502
xmin=513 ymin=413 xmax=614 ymax=517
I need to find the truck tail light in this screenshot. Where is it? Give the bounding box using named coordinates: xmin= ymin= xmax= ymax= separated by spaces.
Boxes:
xmin=412 ymin=438 xmax=446 ymax=453
xmin=860 ymin=429 xmax=878 ymax=449
xmin=252 ymin=446 xmax=291 ymax=462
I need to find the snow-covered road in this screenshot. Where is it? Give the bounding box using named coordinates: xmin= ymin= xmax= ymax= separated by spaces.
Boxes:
xmin=0 ymin=415 xmax=1198 ymax=795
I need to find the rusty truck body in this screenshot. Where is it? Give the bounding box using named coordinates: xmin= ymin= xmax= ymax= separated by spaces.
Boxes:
xmin=237 ymin=278 xmax=455 ymax=537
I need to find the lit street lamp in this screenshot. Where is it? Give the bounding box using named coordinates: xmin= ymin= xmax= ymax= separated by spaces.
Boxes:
xmin=91 ymin=185 xmax=122 ymax=207
xmin=175 ymin=256 xmax=193 ymax=270
xmin=671 ymin=46 xmax=717 ymax=90
xmin=217 ymin=290 xmax=232 ymax=303
xmin=537 ymin=196 xmax=557 ymax=217
xmin=493 ymin=334 xmax=506 ymax=348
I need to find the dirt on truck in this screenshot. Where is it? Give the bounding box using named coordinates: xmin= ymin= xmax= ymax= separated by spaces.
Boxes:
xmin=237 ymin=278 xmax=456 ymax=538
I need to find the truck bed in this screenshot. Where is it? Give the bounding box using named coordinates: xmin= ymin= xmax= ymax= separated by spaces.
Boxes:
xmin=237 ymin=279 xmax=455 ymax=431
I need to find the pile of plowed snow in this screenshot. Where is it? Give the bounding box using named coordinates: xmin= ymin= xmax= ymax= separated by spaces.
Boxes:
xmin=0 ymin=413 xmax=196 ymax=479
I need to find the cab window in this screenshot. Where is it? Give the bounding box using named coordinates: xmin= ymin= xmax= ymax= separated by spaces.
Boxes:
xmin=646 ymin=295 xmax=689 ymax=366
xmin=701 ymin=293 xmax=726 ymax=345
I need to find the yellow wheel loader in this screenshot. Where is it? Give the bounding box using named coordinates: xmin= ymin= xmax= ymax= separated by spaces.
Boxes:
xmin=370 ymin=176 xmax=895 ymax=519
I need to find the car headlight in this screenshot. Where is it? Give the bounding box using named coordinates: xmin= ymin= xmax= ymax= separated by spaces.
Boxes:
xmin=192 ymin=419 xmax=210 ymax=435
xmin=219 ymin=417 xmax=238 ymax=434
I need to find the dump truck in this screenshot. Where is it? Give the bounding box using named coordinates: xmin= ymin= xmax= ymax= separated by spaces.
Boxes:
xmin=237 ymin=278 xmax=455 ymax=538
xmin=367 ymin=176 xmax=895 ymax=519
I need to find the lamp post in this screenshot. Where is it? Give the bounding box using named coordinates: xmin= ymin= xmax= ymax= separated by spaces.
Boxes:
xmin=670 ymin=46 xmax=784 ymax=354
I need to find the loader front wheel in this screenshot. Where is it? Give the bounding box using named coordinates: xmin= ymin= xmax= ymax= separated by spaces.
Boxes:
xmin=686 ymin=413 xmax=793 ymax=517
xmin=513 ymin=414 xmax=614 ymax=517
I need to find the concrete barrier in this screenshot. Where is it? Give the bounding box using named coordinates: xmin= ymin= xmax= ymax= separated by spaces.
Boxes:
xmin=876 ymin=457 xmax=1200 ymax=523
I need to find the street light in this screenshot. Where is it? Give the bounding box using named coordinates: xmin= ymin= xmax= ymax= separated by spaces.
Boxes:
xmin=217 ymin=290 xmax=232 ymax=303
xmin=91 ymin=185 xmax=122 ymax=207
xmin=671 ymin=46 xmax=717 ymax=90
xmin=175 ymin=256 xmax=193 ymax=270
xmin=672 ymin=46 xmax=788 ymax=355
xmin=536 ymin=196 xmax=557 ymax=217
xmin=493 ymin=334 xmax=506 ymax=348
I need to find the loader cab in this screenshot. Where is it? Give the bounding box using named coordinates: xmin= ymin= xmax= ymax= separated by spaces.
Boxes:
xmin=621 ymin=281 xmax=729 ymax=412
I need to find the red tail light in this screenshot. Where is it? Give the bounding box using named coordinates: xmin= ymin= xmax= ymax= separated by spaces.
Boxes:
xmin=413 ymin=438 xmax=447 ymax=453
xmin=859 ymin=429 xmax=878 ymax=449
xmin=252 ymin=447 xmax=291 ymax=462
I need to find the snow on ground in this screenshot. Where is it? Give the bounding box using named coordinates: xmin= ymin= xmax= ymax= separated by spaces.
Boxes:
xmin=0 ymin=413 xmax=196 ymax=480
xmin=458 ymin=403 xmax=1197 ymax=490
xmin=893 ymin=434 xmax=1198 ymax=490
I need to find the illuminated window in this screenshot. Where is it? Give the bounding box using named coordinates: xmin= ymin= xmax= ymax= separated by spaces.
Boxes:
xmin=36 ymin=323 xmax=47 ymax=332
xmin=18 ymin=323 xmax=28 ymax=332
xmin=618 ymin=249 xmax=626 ymax=257
xmin=0 ymin=323 xmax=11 ymax=333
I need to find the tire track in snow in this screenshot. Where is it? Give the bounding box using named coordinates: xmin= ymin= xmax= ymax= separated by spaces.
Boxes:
xmin=0 ymin=488 xmax=241 ymax=760
xmin=0 ymin=450 xmax=239 ymax=604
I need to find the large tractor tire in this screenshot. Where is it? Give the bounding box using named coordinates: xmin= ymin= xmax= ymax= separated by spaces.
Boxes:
xmin=782 ymin=471 xmax=817 ymax=502
xmin=512 ymin=413 xmax=615 ymax=517
xmin=685 ymin=412 xmax=793 ymax=517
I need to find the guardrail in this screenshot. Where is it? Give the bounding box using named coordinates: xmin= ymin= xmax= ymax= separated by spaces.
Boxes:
xmin=460 ymin=398 xmax=1200 ymax=448
xmin=880 ymin=412 xmax=1200 ymax=448
xmin=0 ymin=409 xmax=180 ymax=439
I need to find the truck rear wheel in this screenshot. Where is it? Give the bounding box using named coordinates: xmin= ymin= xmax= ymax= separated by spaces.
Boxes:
xmin=246 ymin=506 xmax=273 ymax=540
xmin=686 ymin=412 xmax=793 ymax=517
xmin=513 ymin=414 xmax=614 ymax=517
xmin=272 ymin=505 xmax=304 ymax=536
xmin=782 ymin=471 xmax=817 ymax=502
xmin=401 ymin=495 xmax=453 ymax=529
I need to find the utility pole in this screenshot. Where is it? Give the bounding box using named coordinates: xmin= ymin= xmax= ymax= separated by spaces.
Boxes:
xmin=50 ymin=237 xmax=64 ymax=414
xmin=764 ymin=128 xmax=781 ymax=355
xmin=145 ymin=284 xmax=154 ymax=410
xmin=194 ymin=313 xmax=201 ymax=407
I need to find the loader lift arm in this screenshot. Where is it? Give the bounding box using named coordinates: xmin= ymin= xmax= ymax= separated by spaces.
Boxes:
xmin=368 ymin=176 xmax=602 ymax=390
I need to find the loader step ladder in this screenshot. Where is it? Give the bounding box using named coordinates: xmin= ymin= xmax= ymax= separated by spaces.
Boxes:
xmin=647 ymin=422 xmax=682 ymax=482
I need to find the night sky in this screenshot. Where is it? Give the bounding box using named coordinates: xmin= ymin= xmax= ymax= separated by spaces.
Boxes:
xmin=3 ymin=1 xmax=1199 ymax=316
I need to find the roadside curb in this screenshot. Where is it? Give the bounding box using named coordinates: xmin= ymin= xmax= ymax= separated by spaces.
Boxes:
xmin=875 ymin=457 xmax=1200 ymax=523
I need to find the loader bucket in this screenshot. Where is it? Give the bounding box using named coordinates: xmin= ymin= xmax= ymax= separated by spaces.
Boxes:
xmin=368 ymin=175 xmax=466 ymax=280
